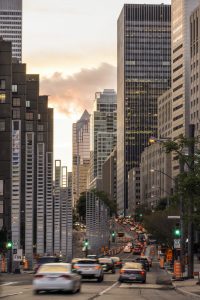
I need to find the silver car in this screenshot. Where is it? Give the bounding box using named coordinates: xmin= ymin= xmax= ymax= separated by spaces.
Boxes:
xmin=33 ymin=263 xmax=81 ymax=295
xmin=73 ymin=259 xmax=104 ymax=282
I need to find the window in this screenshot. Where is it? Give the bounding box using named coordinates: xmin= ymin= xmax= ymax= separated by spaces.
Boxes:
xmin=38 ymin=125 xmax=44 ymax=132
xmin=12 ymin=85 xmax=17 ymax=93
xmin=26 ymin=112 xmax=33 ymax=120
xmin=0 ymin=79 xmax=5 ymax=90
xmin=12 ymin=97 xmax=20 ymax=107
xmin=12 ymin=109 xmax=20 ymax=119
xmin=37 ymin=133 xmax=43 ymax=142
xmin=0 ymin=93 xmax=6 ymax=103
xmin=0 ymin=120 xmax=5 ymax=131
xmin=26 ymin=101 xmax=30 ymax=108
xmin=26 ymin=122 xmax=33 ymax=132
xmin=38 ymin=114 xmax=41 ymax=120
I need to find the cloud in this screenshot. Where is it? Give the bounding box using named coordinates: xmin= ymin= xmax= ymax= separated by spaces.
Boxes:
xmin=40 ymin=63 xmax=117 ymax=116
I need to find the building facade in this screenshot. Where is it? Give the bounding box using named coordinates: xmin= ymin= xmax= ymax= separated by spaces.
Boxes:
xmin=0 ymin=0 xmax=22 ymax=61
xmin=190 ymin=4 xmax=200 ymax=137
xmin=89 ymin=89 xmax=117 ymax=188
xmin=72 ymin=110 xmax=90 ymax=207
xmin=171 ymin=0 xmax=200 ymax=175
xmin=0 ymin=39 xmax=54 ymax=266
xmin=117 ymin=4 xmax=171 ymax=214
xmin=102 ymin=147 xmax=117 ymax=206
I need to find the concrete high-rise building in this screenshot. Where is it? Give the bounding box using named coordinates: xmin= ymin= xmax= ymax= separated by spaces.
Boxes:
xmin=140 ymin=89 xmax=172 ymax=208
xmin=0 ymin=0 xmax=22 ymax=62
xmin=0 ymin=39 xmax=54 ymax=267
xmin=190 ymin=4 xmax=200 ymax=137
xmin=117 ymin=4 xmax=171 ymax=214
xmin=90 ymin=89 xmax=117 ymax=188
xmin=171 ymin=0 xmax=200 ymax=175
xmin=72 ymin=110 xmax=90 ymax=207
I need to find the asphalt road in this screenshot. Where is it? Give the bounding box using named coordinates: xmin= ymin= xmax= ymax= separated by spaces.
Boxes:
xmin=0 ymin=252 xmax=189 ymax=300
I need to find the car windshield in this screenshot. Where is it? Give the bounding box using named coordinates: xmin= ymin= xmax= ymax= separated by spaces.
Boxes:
xmin=76 ymin=260 xmax=97 ymax=264
xmin=37 ymin=257 xmax=60 ymax=264
xmin=38 ymin=264 xmax=71 ymax=273
xmin=98 ymin=258 xmax=112 ymax=263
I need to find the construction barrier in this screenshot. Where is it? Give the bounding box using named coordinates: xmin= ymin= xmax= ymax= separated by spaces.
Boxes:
xmin=23 ymin=259 xmax=29 ymax=270
xmin=1 ymin=257 xmax=7 ymax=273
xmin=159 ymin=257 xmax=165 ymax=269
xmin=174 ymin=260 xmax=182 ymax=280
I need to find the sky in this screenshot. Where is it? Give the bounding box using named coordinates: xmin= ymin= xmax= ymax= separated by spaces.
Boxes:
xmin=23 ymin=0 xmax=171 ymax=170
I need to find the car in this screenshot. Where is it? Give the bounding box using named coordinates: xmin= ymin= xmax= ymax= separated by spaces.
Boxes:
xmin=110 ymin=257 xmax=123 ymax=269
xmin=132 ymin=247 xmax=142 ymax=255
xmin=87 ymin=254 xmax=98 ymax=259
xmin=73 ymin=259 xmax=104 ymax=282
xmin=124 ymin=246 xmax=131 ymax=253
xmin=118 ymin=262 xmax=146 ymax=283
xmin=134 ymin=257 xmax=150 ymax=271
xmin=143 ymin=256 xmax=152 ymax=267
xmin=98 ymin=257 xmax=115 ymax=273
xmin=34 ymin=256 xmax=63 ymax=273
xmin=33 ymin=263 xmax=81 ymax=295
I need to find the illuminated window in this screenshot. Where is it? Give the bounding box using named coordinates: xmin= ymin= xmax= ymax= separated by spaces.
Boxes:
xmin=12 ymin=85 xmax=17 ymax=93
xmin=0 ymin=93 xmax=6 ymax=103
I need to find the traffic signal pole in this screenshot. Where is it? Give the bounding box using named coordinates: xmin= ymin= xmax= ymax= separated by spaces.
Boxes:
xmin=179 ymin=157 xmax=185 ymax=274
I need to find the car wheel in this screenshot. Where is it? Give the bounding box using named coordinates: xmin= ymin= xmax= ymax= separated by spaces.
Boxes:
xmin=77 ymin=284 xmax=81 ymax=293
xmin=33 ymin=290 xmax=39 ymax=295
xmin=142 ymin=280 xmax=146 ymax=283
xmin=97 ymin=275 xmax=104 ymax=282
xmin=112 ymin=269 xmax=116 ymax=274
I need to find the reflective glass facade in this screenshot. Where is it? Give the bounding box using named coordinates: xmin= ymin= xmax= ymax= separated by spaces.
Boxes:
xmin=117 ymin=4 xmax=171 ymax=214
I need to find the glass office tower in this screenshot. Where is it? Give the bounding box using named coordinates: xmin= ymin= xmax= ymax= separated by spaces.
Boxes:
xmin=117 ymin=4 xmax=171 ymax=214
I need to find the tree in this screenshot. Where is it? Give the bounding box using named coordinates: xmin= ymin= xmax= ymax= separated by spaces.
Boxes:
xmin=76 ymin=192 xmax=86 ymax=222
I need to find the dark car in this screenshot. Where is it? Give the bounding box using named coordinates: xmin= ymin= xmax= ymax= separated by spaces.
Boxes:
xmin=132 ymin=247 xmax=142 ymax=255
xmin=134 ymin=257 xmax=150 ymax=271
xmin=119 ymin=262 xmax=146 ymax=283
xmin=34 ymin=256 xmax=63 ymax=273
xmin=110 ymin=257 xmax=123 ymax=269
xmin=98 ymin=257 xmax=115 ymax=273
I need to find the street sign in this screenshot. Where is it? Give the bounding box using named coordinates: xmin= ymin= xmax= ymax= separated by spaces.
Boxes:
xmin=168 ymin=216 xmax=180 ymax=219
xmin=13 ymin=249 xmax=22 ymax=261
xmin=174 ymin=239 xmax=181 ymax=249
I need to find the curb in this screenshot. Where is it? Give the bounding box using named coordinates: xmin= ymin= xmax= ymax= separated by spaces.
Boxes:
xmin=172 ymin=282 xmax=200 ymax=299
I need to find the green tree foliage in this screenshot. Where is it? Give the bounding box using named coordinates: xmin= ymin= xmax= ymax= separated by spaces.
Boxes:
xmin=76 ymin=192 xmax=86 ymax=222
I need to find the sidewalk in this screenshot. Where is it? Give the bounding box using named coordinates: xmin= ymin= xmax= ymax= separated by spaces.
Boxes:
xmin=171 ymin=256 xmax=200 ymax=299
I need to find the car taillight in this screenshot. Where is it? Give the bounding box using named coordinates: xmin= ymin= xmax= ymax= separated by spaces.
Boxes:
xmin=74 ymin=265 xmax=80 ymax=269
xmin=140 ymin=271 xmax=145 ymax=275
xmin=95 ymin=265 xmax=101 ymax=270
xmin=120 ymin=269 xmax=125 ymax=274
xmin=60 ymin=275 xmax=71 ymax=280
xmin=34 ymin=274 xmax=44 ymax=279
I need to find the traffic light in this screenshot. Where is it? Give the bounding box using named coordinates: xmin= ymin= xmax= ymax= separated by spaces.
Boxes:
xmin=6 ymin=241 xmax=13 ymax=249
xmin=84 ymin=239 xmax=89 ymax=247
xmin=174 ymin=223 xmax=181 ymax=237
xmin=111 ymin=231 xmax=115 ymax=237
xmin=111 ymin=231 xmax=116 ymax=242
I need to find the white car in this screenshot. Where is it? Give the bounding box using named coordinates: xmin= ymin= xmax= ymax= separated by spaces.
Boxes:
xmin=33 ymin=263 xmax=81 ymax=295
xmin=123 ymin=246 xmax=131 ymax=253
xmin=73 ymin=259 xmax=104 ymax=282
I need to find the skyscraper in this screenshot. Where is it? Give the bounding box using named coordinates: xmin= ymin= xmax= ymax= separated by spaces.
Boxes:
xmin=0 ymin=39 xmax=54 ymax=268
xmin=89 ymin=89 xmax=117 ymax=188
xmin=0 ymin=0 xmax=22 ymax=62
xmin=117 ymin=4 xmax=171 ymax=214
xmin=72 ymin=110 xmax=90 ymax=207
xmin=171 ymin=0 xmax=200 ymax=175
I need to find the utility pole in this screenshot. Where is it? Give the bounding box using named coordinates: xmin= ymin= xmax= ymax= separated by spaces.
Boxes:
xmin=188 ymin=124 xmax=195 ymax=278
xmin=179 ymin=157 xmax=185 ymax=274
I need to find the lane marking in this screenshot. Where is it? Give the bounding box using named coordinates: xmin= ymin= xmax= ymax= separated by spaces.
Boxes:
xmin=0 ymin=292 xmax=23 ymax=299
xmin=99 ymin=281 xmax=119 ymax=296
xmin=0 ymin=282 xmax=18 ymax=286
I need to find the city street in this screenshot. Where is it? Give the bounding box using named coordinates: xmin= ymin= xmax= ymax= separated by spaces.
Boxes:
xmin=0 ymin=253 xmax=189 ymax=300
